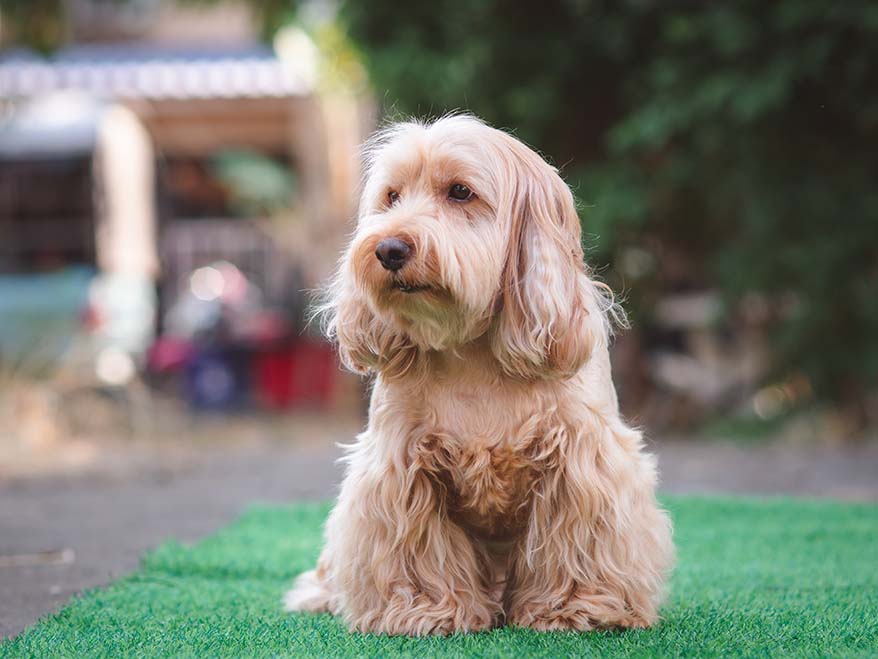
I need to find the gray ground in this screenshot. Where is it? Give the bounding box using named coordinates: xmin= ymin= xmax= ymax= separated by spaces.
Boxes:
xmin=2 ymin=424 xmax=877 ymax=640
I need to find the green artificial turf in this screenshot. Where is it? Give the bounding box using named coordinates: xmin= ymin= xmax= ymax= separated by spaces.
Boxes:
xmin=3 ymin=497 xmax=877 ymax=658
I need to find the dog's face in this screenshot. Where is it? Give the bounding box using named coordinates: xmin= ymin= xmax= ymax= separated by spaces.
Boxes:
xmin=326 ymin=115 xmax=605 ymax=379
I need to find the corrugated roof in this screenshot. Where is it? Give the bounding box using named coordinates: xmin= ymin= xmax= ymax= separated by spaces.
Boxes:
xmin=0 ymin=45 xmax=313 ymax=100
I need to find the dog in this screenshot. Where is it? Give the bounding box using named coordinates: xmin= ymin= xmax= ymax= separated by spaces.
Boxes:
xmin=284 ymin=115 xmax=674 ymax=636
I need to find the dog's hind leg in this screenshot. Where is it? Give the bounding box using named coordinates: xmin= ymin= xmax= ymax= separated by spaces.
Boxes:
xmin=284 ymin=562 xmax=333 ymax=613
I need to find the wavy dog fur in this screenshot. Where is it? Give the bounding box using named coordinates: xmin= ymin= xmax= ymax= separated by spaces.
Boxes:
xmin=286 ymin=115 xmax=674 ymax=635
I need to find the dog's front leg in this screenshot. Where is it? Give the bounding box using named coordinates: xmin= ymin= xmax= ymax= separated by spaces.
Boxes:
xmin=287 ymin=435 xmax=499 ymax=636
xmin=504 ymin=421 xmax=674 ymax=631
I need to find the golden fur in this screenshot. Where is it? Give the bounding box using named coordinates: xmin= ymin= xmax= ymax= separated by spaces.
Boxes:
xmin=284 ymin=115 xmax=674 ymax=635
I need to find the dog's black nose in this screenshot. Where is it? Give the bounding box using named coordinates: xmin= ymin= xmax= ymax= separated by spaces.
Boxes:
xmin=375 ymin=238 xmax=411 ymax=272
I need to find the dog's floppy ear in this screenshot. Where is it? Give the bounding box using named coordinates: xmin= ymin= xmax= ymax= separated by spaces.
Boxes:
xmin=491 ymin=142 xmax=604 ymax=379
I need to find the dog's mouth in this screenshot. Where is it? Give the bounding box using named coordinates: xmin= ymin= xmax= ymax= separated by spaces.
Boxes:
xmin=390 ymin=279 xmax=432 ymax=294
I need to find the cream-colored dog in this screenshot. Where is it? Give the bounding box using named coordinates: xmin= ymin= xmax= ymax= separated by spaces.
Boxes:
xmin=285 ymin=115 xmax=673 ymax=636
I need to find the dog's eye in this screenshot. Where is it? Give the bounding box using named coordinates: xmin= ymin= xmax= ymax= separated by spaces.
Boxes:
xmin=387 ymin=190 xmax=400 ymax=206
xmin=448 ymin=183 xmax=474 ymax=202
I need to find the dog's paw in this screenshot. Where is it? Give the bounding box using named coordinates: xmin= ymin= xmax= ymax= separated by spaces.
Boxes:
xmin=283 ymin=569 xmax=332 ymax=613
xmin=508 ymin=592 xmax=654 ymax=632
xmin=352 ymin=592 xmax=499 ymax=636
xmin=362 ymin=610 xmax=495 ymax=636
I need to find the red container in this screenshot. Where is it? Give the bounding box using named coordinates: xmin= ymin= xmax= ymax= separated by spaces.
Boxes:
xmin=253 ymin=339 xmax=336 ymax=410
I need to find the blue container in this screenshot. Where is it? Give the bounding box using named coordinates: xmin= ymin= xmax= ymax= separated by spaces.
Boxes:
xmin=184 ymin=346 xmax=249 ymax=411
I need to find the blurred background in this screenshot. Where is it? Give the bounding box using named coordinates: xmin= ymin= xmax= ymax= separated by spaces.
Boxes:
xmin=1 ymin=0 xmax=876 ymax=639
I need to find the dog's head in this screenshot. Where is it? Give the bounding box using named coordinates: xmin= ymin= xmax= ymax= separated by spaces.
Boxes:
xmin=322 ymin=115 xmax=612 ymax=379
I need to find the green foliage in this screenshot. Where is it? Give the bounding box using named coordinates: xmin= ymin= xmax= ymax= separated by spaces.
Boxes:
xmin=211 ymin=150 xmax=297 ymax=217
xmin=3 ymin=499 xmax=878 ymax=657
xmin=0 ymin=0 xmax=68 ymax=53
xmin=341 ymin=0 xmax=878 ymax=415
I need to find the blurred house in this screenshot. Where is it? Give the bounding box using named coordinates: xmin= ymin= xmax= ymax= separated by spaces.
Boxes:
xmin=0 ymin=0 xmax=369 ymax=410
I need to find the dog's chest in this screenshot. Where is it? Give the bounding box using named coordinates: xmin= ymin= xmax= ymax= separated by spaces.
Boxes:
xmin=413 ymin=387 xmax=544 ymax=539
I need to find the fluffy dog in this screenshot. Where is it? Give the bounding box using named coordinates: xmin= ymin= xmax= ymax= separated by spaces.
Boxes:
xmin=285 ymin=115 xmax=674 ymax=635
